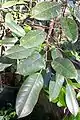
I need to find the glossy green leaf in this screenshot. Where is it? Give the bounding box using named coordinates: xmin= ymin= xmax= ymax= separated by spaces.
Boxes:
xmin=20 ymin=30 xmax=46 ymax=49
xmin=16 ymin=73 xmax=43 ymax=118
xmin=5 ymin=13 xmax=25 ymax=37
xmin=4 ymin=45 xmax=35 ymax=59
xmin=0 ymin=63 xmax=11 ymax=72
xmin=66 ymin=84 xmax=79 ymax=116
xmin=61 ymin=17 xmax=78 ymax=43
xmin=49 ymin=74 xmax=64 ymax=101
xmin=32 ymin=2 xmax=61 ymax=20
xmin=17 ymin=52 xmax=45 ymax=76
xmin=51 ymin=47 xmax=63 ymax=61
xmin=52 ymin=57 xmax=78 ymax=79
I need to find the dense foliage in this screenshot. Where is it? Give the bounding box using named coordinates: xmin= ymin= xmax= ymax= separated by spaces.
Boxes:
xmin=0 ymin=0 xmax=80 ymax=119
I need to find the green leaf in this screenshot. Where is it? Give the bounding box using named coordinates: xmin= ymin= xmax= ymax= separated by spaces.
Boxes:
xmin=0 ymin=63 xmax=11 ymax=72
xmin=61 ymin=17 xmax=78 ymax=43
xmin=4 ymin=45 xmax=35 ymax=59
xmin=69 ymin=113 xmax=80 ymax=120
xmin=51 ymin=47 xmax=63 ymax=61
xmin=2 ymin=0 xmax=26 ymax=8
xmin=31 ymin=2 xmax=61 ymax=20
xmin=5 ymin=13 xmax=25 ymax=37
xmin=20 ymin=30 xmax=46 ymax=49
xmin=72 ymin=83 xmax=80 ymax=89
xmin=49 ymin=74 xmax=64 ymax=101
xmin=2 ymin=1 xmax=17 ymax=8
xmin=17 ymin=52 xmax=45 ymax=76
xmin=58 ymin=88 xmax=66 ymax=107
xmin=66 ymin=84 xmax=79 ymax=116
xmin=76 ymin=70 xmax=80 ymax=83
xmin=0 ymin=37 xmax=18 ymax=46
xmin=16 ymin=73 xmax=43 ymax=118
xmin=24 ymin=25 xmax=31 ymax=33
xmin=52 ymin=57 xmax=78 ymax=79
xmin=77 ymin=92 xmax=80 ymax=99
xmin=0 ymin=116 xmax=3 ymax=120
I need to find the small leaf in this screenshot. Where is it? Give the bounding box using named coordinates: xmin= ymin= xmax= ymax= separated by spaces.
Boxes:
xmin=52 ymin=57 xmax=78 ymax=79
xmin=66 ymin=84 xmax=79 ymax=116
xmin=61 ymin=17 xmax=78 ymax=43
xmin=5 ymin=13 xmax=25 ymax=37
xmin=16 ymin=73 xmax=43 ymax=118
xmin=4 ymin=45 xmax=35 ymax=59
xmin=51 ymin=47 xmax=63 ymax=61
xmin=49 ymin=73 xmax=64 ymax=101
xmin=31 ymin=2 xmax=61 ymax=20
xmin=17 ymin=52 xmax=45 ymax=76
xmin=24 ymin=25 xmax=31 ymax=33
xmin=0 ymin=63 xmax=11 ymax=72
xmin=20 ymin=30 xmax=46 ymax=49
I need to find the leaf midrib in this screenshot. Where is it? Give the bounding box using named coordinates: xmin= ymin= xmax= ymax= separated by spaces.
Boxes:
xmin=20 ymin=73 xmax=43 ymax=116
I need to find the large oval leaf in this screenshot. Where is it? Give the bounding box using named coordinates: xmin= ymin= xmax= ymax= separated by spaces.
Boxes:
xmin=16 ymin=73 xmax=43 ymax=118
xmin=52 ymin=57 xmax=78 ymax=79
xmin=17 ymin=52 xmax=45 ymax=76
xmin=31 ymin=2 xmax=61 ymax=20
xmin=66 ymin=84 xmax=79 ymax=116
xmin=5 ymin=13 xmax=25 ymax=37
xmin=4 ymin=45 xmax=35 ymax=59
xmin=49 ymin=73 xmax=64 ymax=101
xmin=20 ymin=30 xmax=46 ymax=49
xmin=60 ymin=17 xmax=78 ymax=43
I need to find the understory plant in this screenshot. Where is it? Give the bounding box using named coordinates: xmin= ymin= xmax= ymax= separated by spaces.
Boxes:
xmin=0 ymin=107 xmax=17 ymax=120
xmin=1 ymin=0 xmax=80 ymax=119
